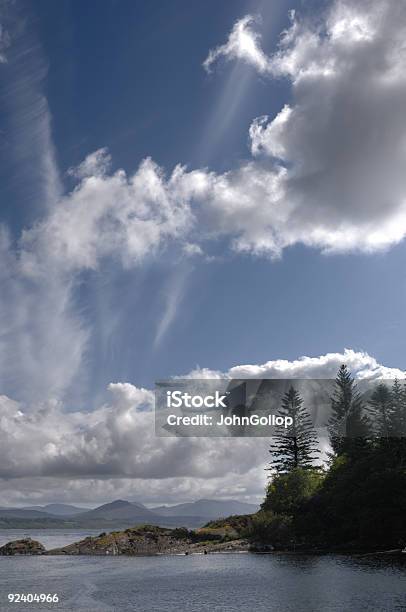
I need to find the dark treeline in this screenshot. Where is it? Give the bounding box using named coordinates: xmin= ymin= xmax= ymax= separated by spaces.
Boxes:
xmin=249 ymin=366 xmax=406 ymax=551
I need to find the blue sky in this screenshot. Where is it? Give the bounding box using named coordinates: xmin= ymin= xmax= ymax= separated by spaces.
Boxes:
xmin=0 ymin=0 xmax=294 ymax=405
xmin=1 ymin=0 xmax=406 ymax=504
xmin=2 ymin=0 xmax=405 ymax=405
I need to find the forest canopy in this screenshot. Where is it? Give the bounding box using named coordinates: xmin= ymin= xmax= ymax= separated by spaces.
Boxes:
xmin=249 ymin=367 xmax=406 ymax=551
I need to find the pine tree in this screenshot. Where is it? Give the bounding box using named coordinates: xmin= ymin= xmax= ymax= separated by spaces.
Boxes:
xmin=390 ymin=379 xmax=406 ymax=437
xmin=379 ymin=379 xmax=406 ymax=466
xmin=268 ymin=385 xmax=320 ymax=474
xmin=368 ymin=382 xmax=394 ymax=438
xmin=328 ymin=365 xmax=370 ymax=456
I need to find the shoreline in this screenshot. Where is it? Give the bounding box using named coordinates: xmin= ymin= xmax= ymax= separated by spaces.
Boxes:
xmin=1 ymin=540 xmax=405 ymax=559
xmin=1 ymin=525 xmax=405 ymax=559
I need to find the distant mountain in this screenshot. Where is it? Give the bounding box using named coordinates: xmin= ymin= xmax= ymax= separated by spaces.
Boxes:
xmin=23 ymin=504 xmax=87 ymax=516
xmin=152 ymin=499 xmax=258 ymax=519
xmin=0 ymin=507 xmax=56 ymax=520
xmin=0 ymin=516 xmax=69 ymax=529
xmin=0 ymin=498 xmax=258 ymax=529
xmin=76 ymin=500 xmax=158 ymax=522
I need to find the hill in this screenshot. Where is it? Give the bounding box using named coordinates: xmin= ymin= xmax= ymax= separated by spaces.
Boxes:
xmin=152 ymin=499 xmax=258 ymax=519
xmin=23 ymin=504 xmax=87 ymax=516
xmin=75 ymin=500 xmax=157 ymax=522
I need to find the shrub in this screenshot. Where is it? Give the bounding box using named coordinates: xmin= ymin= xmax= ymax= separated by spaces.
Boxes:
xmin=249 ymin=511 xmax=294 ymax=547
xmin=262 ymin=467 xmax=324 ymax=515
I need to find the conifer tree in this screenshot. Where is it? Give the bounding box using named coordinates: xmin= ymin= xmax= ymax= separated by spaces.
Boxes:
xmin=268 ymin=385 xmax=320 ymax=473
xmin=379 ymin=379 xmax=406 ymax=465
xmin=328 ymin=365 xmax=370 ymax=455
xmin=368 ymin=382 xmax=394 ymax=438
xmin=390 ymin=379 xmax=406 ymax=437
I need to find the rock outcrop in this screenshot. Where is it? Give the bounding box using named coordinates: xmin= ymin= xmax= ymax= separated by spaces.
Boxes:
xmin=0 ymin=538 xmax=46 ymax=555
xmin=46 ymin=525 xmax=249 ymax=556
xmin=0 ymin=525 xmax=249 ymax=556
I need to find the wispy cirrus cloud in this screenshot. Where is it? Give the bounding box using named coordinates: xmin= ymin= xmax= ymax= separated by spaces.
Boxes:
xmin=153 ymin=265 xmax=192 ymax=349
xmin=0 ymin=227 xmax=88 ymax=403
xmin=0 ymin=3 xmax=61 ymax=214
xmin=0 ymin=23 xmax=9 ymax=62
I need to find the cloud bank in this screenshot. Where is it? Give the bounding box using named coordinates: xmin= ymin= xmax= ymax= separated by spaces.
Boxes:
xmin=0 ymin=349 xmax=403 ymax=505
xmin=186 ymin=348 xmax=405 ymax=381
xmin=201 ymin=0 xmax=406 ymax=255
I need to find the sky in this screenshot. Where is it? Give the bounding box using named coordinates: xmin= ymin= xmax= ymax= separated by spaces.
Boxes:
xmin=1 ymin=0 xmax=406 ymax=506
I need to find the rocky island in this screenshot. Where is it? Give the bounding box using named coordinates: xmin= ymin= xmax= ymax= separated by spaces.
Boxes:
xmin=0 ymin=538 xmax=46 ymax=555
xmin=0 ymin=524 xmax=250 ymax=557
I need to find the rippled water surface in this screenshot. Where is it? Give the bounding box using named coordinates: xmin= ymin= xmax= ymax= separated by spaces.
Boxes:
xmin=0 ymin=534 xmax=405 ymax=612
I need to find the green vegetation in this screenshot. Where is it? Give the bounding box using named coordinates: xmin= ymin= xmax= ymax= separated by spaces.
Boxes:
xmin=248 ymin=368 xmax=406 ymax=551
xmin=204 ymin=514 xmax=253 ymax=533
xmin=248 ymin=468 xmax=322 ymax=548
xmin=268 ymin=386 xmax=320 ymax=473
xmin=201 ymin=515 xmax=254 ymax=542
xmin=262 ymin=468 xmax=323 ymax=516
xmin=328 ymin=365 xmax=370 ymax=457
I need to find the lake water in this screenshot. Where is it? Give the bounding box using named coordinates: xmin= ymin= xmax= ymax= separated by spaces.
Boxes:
xmin=0 ymin=531 xmax=405 ymax=612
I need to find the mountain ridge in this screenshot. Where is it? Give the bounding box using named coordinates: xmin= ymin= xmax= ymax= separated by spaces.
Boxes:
xmin=22 ymin=503 xmax=87 ymax=516
xmin=0 ymin=498 xmax=258 ymax=528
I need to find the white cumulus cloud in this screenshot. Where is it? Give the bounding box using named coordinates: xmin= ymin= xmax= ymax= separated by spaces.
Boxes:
xmin=201 ymin=0 xmax=406 ymax=255
xmin=0 ymin=349 xmax=403 ymax=505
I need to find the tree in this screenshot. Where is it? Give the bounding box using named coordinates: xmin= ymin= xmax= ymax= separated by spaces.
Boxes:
xmin=368 ymin=382 xmax=394 ymax=438
xmin=249 ymin=511 xmax=294 ymax=547
xmin=256 ymin=468 xmax=324 ymax=549
xmin=262 ymin=467 xmax=323 ymax=514
xmin=381 ymin=379 xmax=406 ymax=466
xmin=268 ymin=386 xmax=320 ymax=474
xmin=328 ymin=365 xmax=370 ymax=456
xmin=390 ymin=379 xmax=406 ymax=437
